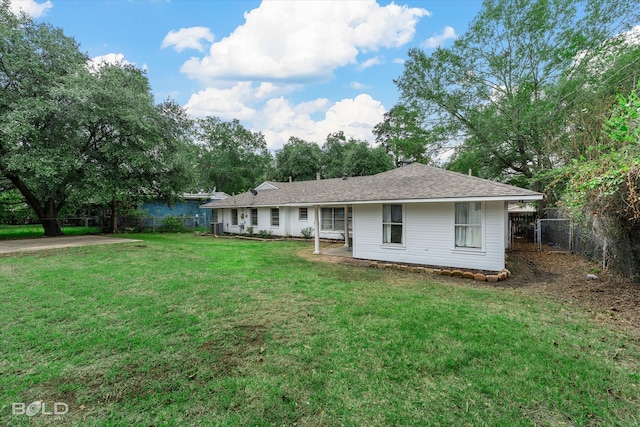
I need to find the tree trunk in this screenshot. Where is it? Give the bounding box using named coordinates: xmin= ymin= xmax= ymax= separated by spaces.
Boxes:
xmin=111 ymin=199 xmax=118 ymax=234
xmin=42 ymin=198 xmax=63 ymax=237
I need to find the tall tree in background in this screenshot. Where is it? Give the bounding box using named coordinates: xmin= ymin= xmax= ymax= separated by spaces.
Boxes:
xmin=195 ymin=117 xmax=272 ymax=194
xmin=372 ymin=105 xmax=435 ymax=165
xmin=322 ymin=131 xmax=394 ymax=178
xmin=394 ymin=0 xmax=639 ymax=193
xmin=274 ymin=137 xmax=324 ymax=182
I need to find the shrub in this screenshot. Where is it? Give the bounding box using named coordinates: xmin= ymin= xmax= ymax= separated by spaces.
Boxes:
xmin=163 ymin=215 xmax=183 ymax=233
xmin=246 ymin=226 xmax=255 ymax=236
xmin=301 ymin=226 xmax=314 ymax=239
xmin=258 ymin=229 xmax=273 ymax=239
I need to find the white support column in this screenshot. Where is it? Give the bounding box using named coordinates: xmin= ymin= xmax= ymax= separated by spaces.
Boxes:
xmin=313 ymin=205 xmax=320 ymax=254
xmin=343 ymin=205 xmax=350 ymax=248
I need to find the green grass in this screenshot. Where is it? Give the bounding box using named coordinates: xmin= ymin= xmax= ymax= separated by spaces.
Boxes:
xmin=0 ymin=224 xmax=101 ymax=240
xmin=1 ymin=234 xmax=639 ymax=426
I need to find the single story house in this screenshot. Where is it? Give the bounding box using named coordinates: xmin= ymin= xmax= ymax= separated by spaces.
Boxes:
xmin=200 ymin=163 xmax=543 ymax=272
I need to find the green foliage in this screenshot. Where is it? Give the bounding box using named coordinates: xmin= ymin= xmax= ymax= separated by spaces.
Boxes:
xmin=274 ymin=132 xmax=394 ymax=182
xmin=246 ymin=226 xmax=255 ymax=236
xmin=394 ymin=0 xmax=639 ymax=191
xmin=274 ymin=137 xmax=324 ymax=181
xmin=162 ymin=215 xmax=184 ymax=233
xmin=373 ymin=105 xmax=436 ymax=165
xmin=258 ymin=229 xmax=273 ymax=239
xmin=300 ymin=226 xmax=314 ymax=239
xmin=0 ymin=4 xmax=195 ymax=236
xmin=195 ymin=117 xmax=273 ymax=195
xmin=555 ymin=83 xmax=640 ymax=278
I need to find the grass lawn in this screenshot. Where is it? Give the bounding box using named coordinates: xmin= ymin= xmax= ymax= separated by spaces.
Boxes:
xmin=0 ymin=224 xmax=101 ymax=240
xmin=1 ymin=234 xmax=639 ymax=426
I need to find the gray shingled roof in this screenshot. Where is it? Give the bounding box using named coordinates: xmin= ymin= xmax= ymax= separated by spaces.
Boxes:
xmin=201 ymin=163 xmax=542 ymax=208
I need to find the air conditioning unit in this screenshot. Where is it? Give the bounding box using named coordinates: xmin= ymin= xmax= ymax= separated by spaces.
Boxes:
xmin=210 ymin=222 xmax=223 ymax=235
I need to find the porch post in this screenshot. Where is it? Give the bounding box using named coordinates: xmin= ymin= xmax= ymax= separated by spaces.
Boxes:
xmin=313 ymin=205 xmax=320 ymax=254
xmin=343 ymin=205 xmax=349 ymax=248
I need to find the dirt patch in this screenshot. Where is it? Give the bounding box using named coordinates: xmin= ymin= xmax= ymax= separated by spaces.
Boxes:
xmin=504 ymin=241 xmax=640 ymax=334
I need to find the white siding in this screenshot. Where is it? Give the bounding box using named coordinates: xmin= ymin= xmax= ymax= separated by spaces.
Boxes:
xmin=215 ymin=206 xmax=341 ymax=239
xmin=353 ymin=201 xmax=506 ymax=271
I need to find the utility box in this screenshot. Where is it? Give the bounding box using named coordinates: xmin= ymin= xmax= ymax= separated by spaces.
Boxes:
xmin=210 ymin=222 xmax=223 ymax=235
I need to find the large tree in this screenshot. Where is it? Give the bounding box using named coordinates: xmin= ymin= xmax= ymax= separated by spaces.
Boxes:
xmin=274 ymin=137 xmax=324 ymax=182
xmin=394 ymin=0 xmax=639 ymax=192
xmin=322 ymin=131 xmax=394 ymax=178
xmin=195 ymin=117 xmax=272 ymax=195
xmin=372 ymin=105 xmax=436 ymax=166
xmin=0 ymin=3 xmax=193 ymax=235
xmin=0 ymin=3 xmax=90 ymax=235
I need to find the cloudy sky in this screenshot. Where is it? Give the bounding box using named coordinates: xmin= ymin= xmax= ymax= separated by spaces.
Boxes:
xmin=11 ymin=0 xmax=483 ymax=150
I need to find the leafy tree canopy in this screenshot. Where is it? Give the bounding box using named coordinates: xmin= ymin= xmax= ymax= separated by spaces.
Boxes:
xmin=0 ymin=2 xmax=194 ymax=235
xmin=394 ymin=0 xmax=639 ymax=192
xmin=194 ymin=117 xmax=272 ymax=195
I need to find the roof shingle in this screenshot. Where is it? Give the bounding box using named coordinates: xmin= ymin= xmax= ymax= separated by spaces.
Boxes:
xmin=201 ymin=163 xmax=542 ymax=208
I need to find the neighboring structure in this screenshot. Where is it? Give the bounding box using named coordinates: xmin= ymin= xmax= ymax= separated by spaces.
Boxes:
xmin=141 ymin=191 xmax=229 ymax=226
xmin=201 ymin=163 xmax=543 ymax=272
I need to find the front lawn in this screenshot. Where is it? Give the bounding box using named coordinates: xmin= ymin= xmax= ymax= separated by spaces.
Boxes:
xmin=1 ymin=234 xmax=638 ymax=426
xmin=0 ymin=224 xmax=101 ymax=240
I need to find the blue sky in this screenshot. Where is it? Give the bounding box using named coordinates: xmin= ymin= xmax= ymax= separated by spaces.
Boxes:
xmin=11 ymin=0 xmax=484 ymax=150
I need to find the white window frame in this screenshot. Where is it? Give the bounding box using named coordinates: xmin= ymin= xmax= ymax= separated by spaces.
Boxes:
xmin=231 ymin=208 xmax=238 ymax=226
xmin=299 ymin=207 xmax=308 ymax=221
xmin=251 ymin=208 xmax=258 ymax=227
xmin=321 ymin=207 xmax=352 ymax=231
xmin=271 ymin=208 xmax=280 ymax=227
xmin=382 ymin=204 xmax=404 ymax=245
xmin=454 ymin=202 xmax=483 ymax=249
xmin=212 ymin=209 xmax=218 ymax=223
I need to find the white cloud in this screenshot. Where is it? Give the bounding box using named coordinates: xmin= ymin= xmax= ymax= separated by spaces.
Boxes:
xmin=86 ymin=53 xmax=135 ymax=73
xmin=161 ymin=27 xmax=214 ymax=52
xmin=422 ymin=25 xmax=457 ymax=49
xmin=252 ymin=94 xmax=386 ymax=150
xmin=180 ymin=0 xmax=429 ymax=82
xmin=184 ymin=82 xmax=257 ymax=120
xmin=360 ymin=56 xmax=384 ymax=70
xmin=350 ymin=81 xmax=370 ymax=90
xmin=184 ymin=81 xmax=300 ymax=119
xmin=9 ymin=0 xmax=52 ymax=18
xmin=392 ymin=57 xmax=405 ymax=64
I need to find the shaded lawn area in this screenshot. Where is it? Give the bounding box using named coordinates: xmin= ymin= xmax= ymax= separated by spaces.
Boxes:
xmin=1 ymin=234 xmax=639 ymax=426
xmin=0 ymin=224 xmax=101 ymax=240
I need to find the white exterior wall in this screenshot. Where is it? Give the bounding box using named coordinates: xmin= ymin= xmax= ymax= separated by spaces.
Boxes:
xmin=352 ymin=201 xmax=506 ymax=271
xmin=215 ymin=206 xmax=341 ymax=239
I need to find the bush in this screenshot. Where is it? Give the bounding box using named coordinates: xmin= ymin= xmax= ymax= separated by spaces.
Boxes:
xmin=246 ymin=226 xmax=255 ymax=236
xmin=258 ymin=229 xmax=273 ymax=239
xmin=163 ymin=215 xmax=183 ymax=233
xmin=301 ymin=226 xmax=314 ymax=239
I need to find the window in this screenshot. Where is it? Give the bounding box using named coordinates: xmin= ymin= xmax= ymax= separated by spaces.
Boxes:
xmin=231 ymin=208 xmax=238 ymax=226
xmin=299 ymin=207 xmax=308 ymax=221
xmin=212 ymin=209 xmax=218 ymax=223
xmin=321 ymin=207 xmax=346 ymax=231
xmin=455 ymin=202 xmax=482 ymax=248
xmin=382 ymin=204 xmax=403 ymax=244
xmin=271 ymin=208 xmax=279 ymax=227
xmin=251 ymin=208 xmax=258 ymax=226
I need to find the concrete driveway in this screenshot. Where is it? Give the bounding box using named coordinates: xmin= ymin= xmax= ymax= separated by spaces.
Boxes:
xmin=0 ymin=235 xmax=143 ymax=255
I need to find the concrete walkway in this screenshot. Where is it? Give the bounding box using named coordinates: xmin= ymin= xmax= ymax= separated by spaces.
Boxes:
xmin=0 ymin=235 xmax=142 ymax=255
